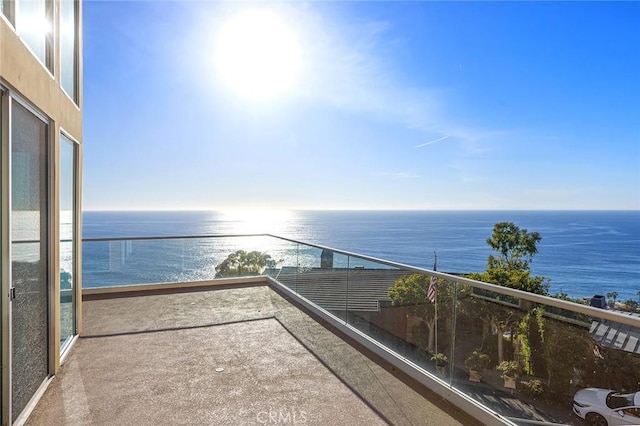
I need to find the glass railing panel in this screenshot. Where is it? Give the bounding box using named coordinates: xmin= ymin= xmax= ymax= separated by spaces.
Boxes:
xmin=432 ymin=277 xmax=458 ymax=385
xmin=449 ymin=286 xmax=554 ymax=423
xmin=344 ymin=256 xmax=399 ymax=339
xmin=211 ymin=235 xmax=285 ymax=279
xmin=259 ymin=238 xmax=299 ymax=281
xmin=540 ymin=303 xmax=640 ymax=414
xmin=347 ymin=265 xmax=459 ymax=382
xmin=342 ymin=258 xmax=411 ymax=352
xmin=83 ymin=239 xmax=199 ymax=287
xmin=290 ymin=245 xmax=349 ymax=323
xmin=448 ymin=286 xmax=640 ymax=425
xmin=263 ymin=240 xmax=299 ymax=294
xmin=82 ymin=235 xmax=284 ymax=288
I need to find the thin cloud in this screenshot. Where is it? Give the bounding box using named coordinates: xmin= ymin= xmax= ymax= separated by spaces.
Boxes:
xmin=377 ymin=172 xmax=421 ymax=179
xmin=297 ymin=12 xmax=513 ymax=152
xmin=298 ymin=15 xmax=442 ymax=131
xmin=416 ymin=135 xmax=449 ymax=148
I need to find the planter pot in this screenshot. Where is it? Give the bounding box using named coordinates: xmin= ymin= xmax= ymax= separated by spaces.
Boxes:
xmin=436 ymin=366 xmax=446 ymax=377
xmin=503 ymin=377 xmax=516 ymax=389
xmin=468 ymin=369 xmax=482 ymax=382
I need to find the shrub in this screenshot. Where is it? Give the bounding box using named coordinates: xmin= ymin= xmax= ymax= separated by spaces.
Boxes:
xmin=465 ymin=349 xmax=491 ymax=371
xmin=520 ymin=379 xmax=545 ymax=398
xmin=431 ymin=352 xmax=448 ymax=367
xmin=497 ymin=360 xmax=522 ymax=379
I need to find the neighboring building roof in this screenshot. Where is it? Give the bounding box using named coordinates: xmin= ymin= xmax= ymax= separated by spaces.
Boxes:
xmin=272 ymin=267 xmax=409 ymax=312
xmin=590 ymin=311 xmax=640 ymax=355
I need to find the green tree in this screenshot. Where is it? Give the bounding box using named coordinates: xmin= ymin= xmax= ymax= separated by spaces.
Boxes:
xmin=215 ymin=250 xmax=272 ymax=278
xmin=462 ymin=287 xmax=519 ymax=365
xmin=476 ymin=222 xmax=549 ymax=295
xmin=606 ymin=291 xmax=618 ymax=307
xmin=388 ymin=274 xmax=456 ymax=354
xmin=486 ymin=222 xmax=541 ymax=268
xmin=466 ymin=222 xmax=548 ymax=363
xmin=388 ymin=274 xmax=437 ymax=352
xmin=514 ymin=307 xmax=545 ymax=375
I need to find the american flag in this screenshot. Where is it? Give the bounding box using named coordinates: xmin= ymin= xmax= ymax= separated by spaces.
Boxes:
xmin=427 ymin=253 xmax=437 ymax=303
xmin=427 ymin=275 xmax=437 ymax=303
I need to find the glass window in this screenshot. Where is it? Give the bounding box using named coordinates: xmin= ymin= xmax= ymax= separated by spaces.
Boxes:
xmin=15 ymin=0 xmax=52 ymax=70
xmin=59 ymin=134 xmax=76 ymax=351
xmin=0 ymin=1 xmax=12 ymax=22
xmin=623 ymin=408 xmax=640 ymax=419
xmin=60 ymin=0 xmax=77 ymax=102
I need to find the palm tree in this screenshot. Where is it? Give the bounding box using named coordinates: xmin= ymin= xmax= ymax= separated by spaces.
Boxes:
xmin=606 ymin=291 xmax=618 ymax=308
xmin=606 ymin=292 xmax=613 ymax=307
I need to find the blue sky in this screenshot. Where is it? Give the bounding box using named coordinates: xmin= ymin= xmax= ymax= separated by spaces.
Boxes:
xmin=83 ymin=1 xmax=640 ymax=211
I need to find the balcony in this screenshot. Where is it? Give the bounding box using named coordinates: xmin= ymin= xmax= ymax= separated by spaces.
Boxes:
xmin=30 ymin=282 xmax=479 ymax=425
xmin=30 ymin=235 xmax=640 ymax=425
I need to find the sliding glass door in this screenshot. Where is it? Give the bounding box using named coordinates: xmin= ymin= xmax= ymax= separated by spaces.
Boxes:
xmin=10 ymin=100 xmax=49 ymax=420
xmin=0 ymin=89 xmax=4 ymax=425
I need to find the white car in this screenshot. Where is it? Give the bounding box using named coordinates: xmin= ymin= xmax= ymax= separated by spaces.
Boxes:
xmin=573 ymin=388 xmax=640 ymax=426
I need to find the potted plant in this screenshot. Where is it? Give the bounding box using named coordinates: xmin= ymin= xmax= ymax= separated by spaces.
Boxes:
xmin=497 ymin=360 xmax=521 ymax=389
xmin=465 ymin=349 xmax=490 ymax=382
xmin=430 ymin=352 xmax=448 ymax=377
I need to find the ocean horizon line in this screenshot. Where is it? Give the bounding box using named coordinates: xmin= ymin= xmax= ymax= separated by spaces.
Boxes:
xmin=82 ymin=208 xmax=640 ymax=213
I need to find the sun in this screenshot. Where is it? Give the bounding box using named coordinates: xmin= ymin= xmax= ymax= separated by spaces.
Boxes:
xmin=213 ymin=9 xmax=302 ymax=100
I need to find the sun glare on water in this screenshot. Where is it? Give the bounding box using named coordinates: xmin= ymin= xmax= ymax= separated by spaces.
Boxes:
xmin=213 ymin=9 xmax=302 ymax=101
xmin=220 ymin=209 xmax=294 ymax=235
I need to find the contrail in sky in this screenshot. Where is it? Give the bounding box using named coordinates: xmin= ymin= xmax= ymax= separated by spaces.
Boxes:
xmin=415 ymin=135 xmax=449 ymax=148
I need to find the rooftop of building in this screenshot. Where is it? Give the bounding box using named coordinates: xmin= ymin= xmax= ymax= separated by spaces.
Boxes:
xmin=27 ymin=282 xmax=478 ymax=425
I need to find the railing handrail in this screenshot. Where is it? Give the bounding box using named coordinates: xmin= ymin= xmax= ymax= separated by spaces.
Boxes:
xmin=81 ymin=233 xmax=271 ymax=242
xmin=81 ymin=233 xmax=640 ymax=328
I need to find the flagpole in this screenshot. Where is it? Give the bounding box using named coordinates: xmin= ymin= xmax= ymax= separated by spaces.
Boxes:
xmin=434 ymin=251 xmax=438 ymax=358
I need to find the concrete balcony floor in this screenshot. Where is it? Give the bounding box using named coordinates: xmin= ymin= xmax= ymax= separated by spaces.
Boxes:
xmin=27 ymin=284 xmax=479 ymax=425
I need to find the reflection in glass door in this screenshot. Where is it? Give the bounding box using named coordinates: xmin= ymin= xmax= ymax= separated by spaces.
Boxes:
xmin=60 ymin=135 xmax=75 ymax=351
xmin=10 ymin=100 xmax=49 ymax=420
xmin=1 ymin=90 xmax=4 ymax=425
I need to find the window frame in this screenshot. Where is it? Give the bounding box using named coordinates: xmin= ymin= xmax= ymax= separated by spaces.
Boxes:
xmin=58 ymin=130 xmax=78 ymax=355
xmin=5 ymin=89 xmax=53 ymax=425
xmin=59 ymin=0 xmax=79 ymax=105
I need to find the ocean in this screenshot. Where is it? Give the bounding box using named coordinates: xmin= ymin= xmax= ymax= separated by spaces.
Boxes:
xmin=82 ymin=210 xmax=640 ymax=301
